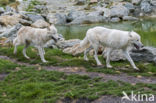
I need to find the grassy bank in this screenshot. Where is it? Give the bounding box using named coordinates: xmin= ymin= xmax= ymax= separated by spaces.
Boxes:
xmin=0 ymin=59 xmax=155 ymax=103
xmin=0 ymin=46 xmax=155 ymax=77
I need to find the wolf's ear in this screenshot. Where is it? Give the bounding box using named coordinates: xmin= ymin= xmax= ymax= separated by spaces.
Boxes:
xmin=128 ymin=31 xmax=133 ymax=38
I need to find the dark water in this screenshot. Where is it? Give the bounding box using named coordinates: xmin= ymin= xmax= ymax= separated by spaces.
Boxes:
xmin=56 ymin=18 xmax=156 ymax=47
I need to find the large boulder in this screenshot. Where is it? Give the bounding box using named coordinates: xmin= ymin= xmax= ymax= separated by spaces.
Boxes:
xmin=141 ymin=0 xmax=152 ymax=13
xmin=0 ymin=7 xmax=5 ymax=15
xmin=132 ymin=0 xmax=141 ymax=5
xmin=0 ymin=14 xmax=22 ymax=26
xmin=103 ymin=47 xmax=156 ymax=63
xmin=55 ymin=13 xmax=67 ymax=25
xmin=31 ymin=19 xmax=50 ymax=28
xmin=124 ymin=2 xmax=135 ymax=12
xmin=0 ymin=24 xmax=22 ymax=39
xmin=110 ymin=17 xmax=120 ymax=22
xmin=110 ymin=4 xmax=129 ymax=17
xmin=25 ymin=13 xmax=45 ymax=22
xmin=75 ymin=0 xmax=86 ymax=5
xmin=66 ymin=10 xmax=86 ymax=23
xmin=123 ymin=16 xmax=138 ymax=21
xmin=150 ymin=0 xmax=156 ymax=6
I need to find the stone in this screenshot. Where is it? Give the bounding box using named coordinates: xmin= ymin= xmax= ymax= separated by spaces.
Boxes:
xmin=0 ymin=14 xmax=22 ymax=26
xmin=150 ymin=0 xmax=156 ymax=6
xmin=132 ymin=0 xmax=141 ymax=5
xmin=19 ymin=19 xmax=32 ymax=26
xmin=124 ymin=2 xmax=135 ymax=12
xmin=110 ymin=5 xmax=129 ymax=17
xmin=0 ymin=24 xmax=22 ymax=38
xmin=66 ymin=10 xmax=86 ymax=23
xmin=75 ymin=0 xmax=86 ymax=5
xmin=55 ymin=13 xmax=67 ymax=25
xmin=0 ymin=7 xmax=5 ymax=14
xmin=141 ymin=0 xmax=152 ymax=13
xmin=123 ymin=16 xmax=138 ymax=21
xmin=26 ymin=13 xmax=45 ymax=22
xmin=31 ymin=19 xmax=50 ymax=28
xmin=110 ymin=17 xmax=120 ymax=22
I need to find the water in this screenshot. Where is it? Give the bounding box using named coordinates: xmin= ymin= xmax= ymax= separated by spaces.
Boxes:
xmin=56 ymin=18 xmax=156 ymax=47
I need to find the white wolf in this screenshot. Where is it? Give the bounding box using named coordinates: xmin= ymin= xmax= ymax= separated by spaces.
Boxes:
xmin=80 ymin=26 xmax=144 ymax=70
xmin=13 ymin=25 xmax=60 ymax=63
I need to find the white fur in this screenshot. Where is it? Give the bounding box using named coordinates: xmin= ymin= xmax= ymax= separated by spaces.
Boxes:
xmin=13 ymin=25 xmax=59 ymax=63
xmin=80 ymin=26 xmax=143 ymax=70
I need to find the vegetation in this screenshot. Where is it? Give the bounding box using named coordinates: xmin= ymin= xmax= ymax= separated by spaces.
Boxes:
xmin=0 ymin=59 xmax=155 ymax=103
xmin=0 ymin=0 xmax=15 ymax=6
xmin=0 ymin=46 xmax=155 ymax=77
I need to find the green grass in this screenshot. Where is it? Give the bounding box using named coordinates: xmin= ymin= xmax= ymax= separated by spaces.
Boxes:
xmin=0 ymin=59 xmax=155 ymax=103
xmin=0 ymin=46 xmax=155 ymax=77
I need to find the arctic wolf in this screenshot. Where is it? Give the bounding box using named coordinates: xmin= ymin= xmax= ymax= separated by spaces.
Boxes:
xmin=13 ymin=25 xmax=60 ymax=63
xmin=80 ymin=26 xmax=144 ymax=70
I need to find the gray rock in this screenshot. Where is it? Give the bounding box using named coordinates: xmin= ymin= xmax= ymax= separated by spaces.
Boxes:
xmin=5 ymin=6 xmax=16 ymax=13
xmin=110 ymin=5 xmax=129 ymax=17
xmin=132 ymin=0 xmax=141 ymax=5
xmin=110 ymin=17 xmax=120 ymax=22
xmin=130 ymin=47 xmax=156 ymax=63
xmin=26 ymin=13 xmax=45 ymax=22
xmin=141 ymin=0 xmax=152 ymax=13
xmin=124 ymin=2 xmax=135 ymax=12
xmin=19 ymin=19 xmax=33 ymax=26
xmin=66 ymin=11 xmax=86 ymax=23
xmin=75 ymin=0 xmax=86 ymax=5
xmin=70 ymin=15 xmax=106 ymax=24
xmin=123 ymin=16 xmax=138 ymax=21
xmin=150 ymin=0 xmax=156 ymax=6
xmin=0 ymin=7 xmax=5 ymax=14
xmin=104 ymin=47 xmax=156 ymax=63
xmin=55 ymin=13 xmax=67 ymax=25
xmin=0 ymin=24 xmax=22 ymax=38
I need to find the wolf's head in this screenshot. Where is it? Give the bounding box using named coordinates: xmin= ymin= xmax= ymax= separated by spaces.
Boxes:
xmin=128 ymin=31 xmax=144 ymax=50
xmin=47 ymin=25 xmax=63 ymax=42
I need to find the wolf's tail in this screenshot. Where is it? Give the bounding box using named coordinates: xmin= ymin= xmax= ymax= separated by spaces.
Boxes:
xmin=80 ymin=35 xmax=90 ymax=49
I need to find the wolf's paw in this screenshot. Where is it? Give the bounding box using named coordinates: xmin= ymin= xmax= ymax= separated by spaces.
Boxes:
xmin=107 ymin=65 xmax=113 ymax=69
xmin=42 ymin=60 xmax=48 ymax=63
xmin=134 ymin=67 xmax=140 ymax=71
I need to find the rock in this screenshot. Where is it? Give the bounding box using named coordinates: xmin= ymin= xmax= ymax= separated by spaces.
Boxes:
xmin=0 ymin=7 xmax=5 ymax=14
xmin=31 ymin=19 xmax=50 ymax=28
xmin=66 ymin=10 xmax=86 ymax=23
xmin=0 ymin=24 xmax=22 ymax=38
xmin=34 ymin=5 xmax=48 ymax=14
xmin=55 ymin=13 xmax=67 ymax=25
xmin=75 ymin=0 xmax=86 ymax=5
xmin=110 ymin=17 xmax=120 ymax=22
xmin=124 ymin=2 xmax=135 ymax=12
xmin=0 ymin=14 xmax=22 ymax=26
xmin=103 ymin=8 xmax=111 ymax=18
xmin=123 ymin=16 xmax=138 ymax=21
xmin=130 ymin=47 xmax=156 ymax=63
xmin=150 ymin=0 xmax=156 ymax=6
xmin=132 ymin=0 xmax=141 ymax=5
xmin=19 ymin=19 xmax=32 ymax=26
xmin=70 ymin=15 xmax=106 ymax=24
xmin=103 ymin=47 xmax=156 ymax=63
xmin=141 ymin=0 xmax=152 ymax=13
xmin=58 ymin=39 xmax=81 ymax=49
xmin=110 ymin=4 xmax=129 ymax=17
xmin=153 ymin=57 xmax=156 ymax=65
xmin=89 ymin=0 xmax=98 ymax=4
xmin=5 ymin=6 xmax=16 ymax=13
xmin=26 ymin=13 xmax=45 ymax=22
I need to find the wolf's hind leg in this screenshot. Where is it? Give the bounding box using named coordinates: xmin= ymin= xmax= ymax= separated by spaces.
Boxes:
xmin=23 ymin=43 xmax=30 ymax=59
xmin=84 ymin=46 xmax=92 ymax=61
xmin=106 ymin=48 xmax=113 ymax=68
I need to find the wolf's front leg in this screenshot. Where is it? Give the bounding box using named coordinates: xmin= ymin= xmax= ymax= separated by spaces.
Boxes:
xmin=37 ymin=46 xmax=47 ymax=63
xmin=123 ymin=50 xmax=139 ymax=70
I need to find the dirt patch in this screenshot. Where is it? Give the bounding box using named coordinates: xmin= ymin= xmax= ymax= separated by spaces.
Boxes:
xmin=0 ymin=73 xmax=7 ymax=80
xmin=0 ymin=55 xmax=156 ymax=84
